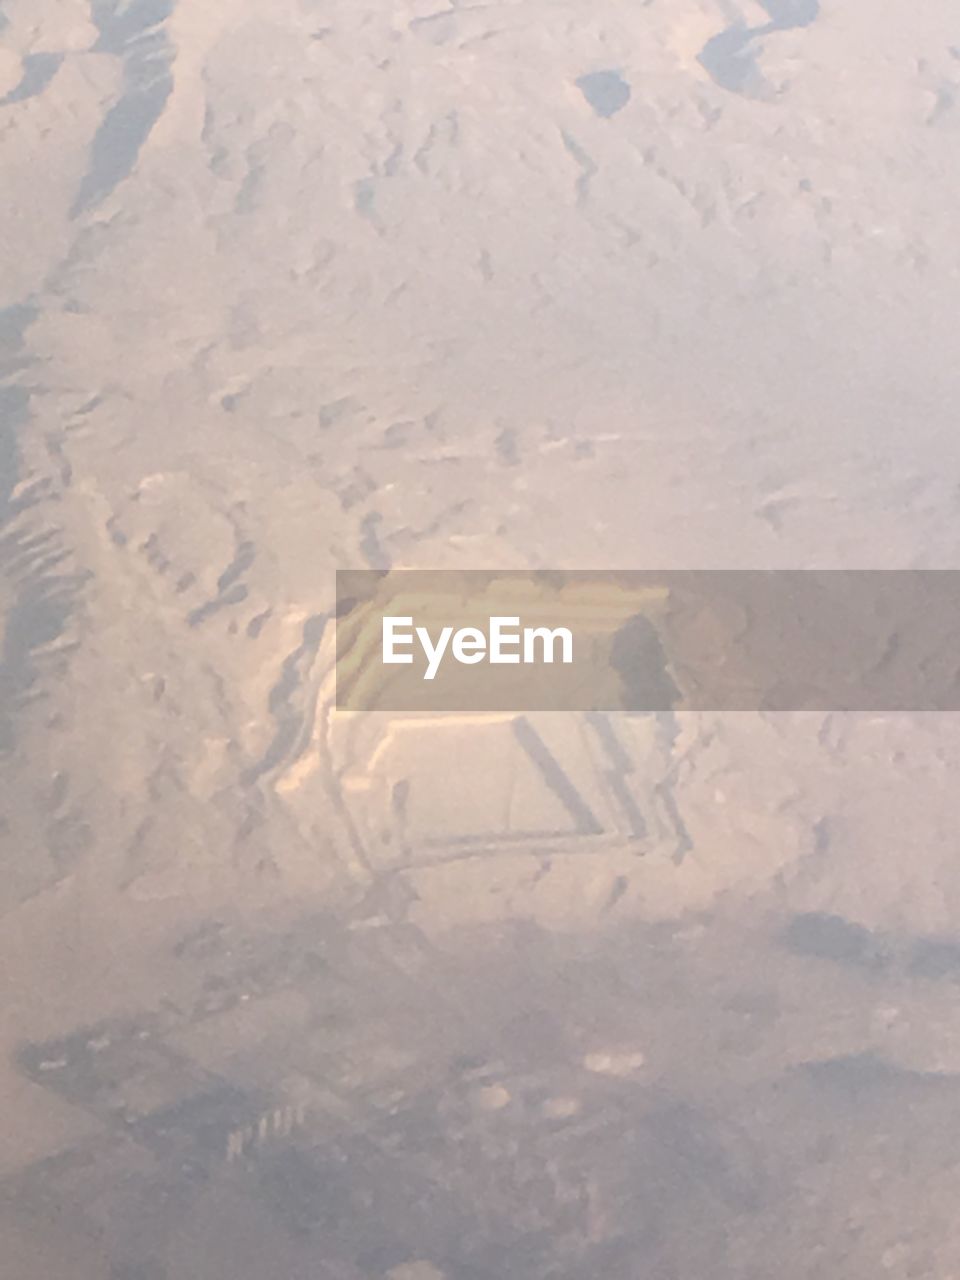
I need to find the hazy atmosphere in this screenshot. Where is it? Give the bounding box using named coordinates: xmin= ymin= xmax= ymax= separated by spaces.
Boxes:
xmin=4 ymin=1 xmax=960 ymax=1276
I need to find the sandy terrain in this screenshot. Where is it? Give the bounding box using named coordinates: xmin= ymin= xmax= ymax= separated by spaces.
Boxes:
xmin=4 ymin=0 xmax=960 ymax=1275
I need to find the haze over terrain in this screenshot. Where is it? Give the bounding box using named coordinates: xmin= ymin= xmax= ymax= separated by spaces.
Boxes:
xmin=3 ymin=1 xmax=960 ymax=1276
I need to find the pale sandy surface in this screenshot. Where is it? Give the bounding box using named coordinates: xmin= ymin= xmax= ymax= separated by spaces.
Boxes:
xmin=4 ymin=1 xmax=960 ymax=1276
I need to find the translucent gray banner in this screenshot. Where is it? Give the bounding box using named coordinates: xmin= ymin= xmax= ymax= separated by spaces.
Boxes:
xmin=335 ymin=570 xmax=960 ymax=712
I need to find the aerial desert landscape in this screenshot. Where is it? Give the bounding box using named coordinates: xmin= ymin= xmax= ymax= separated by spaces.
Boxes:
xmin=4 ymin=0 xmax=960 ymax=1275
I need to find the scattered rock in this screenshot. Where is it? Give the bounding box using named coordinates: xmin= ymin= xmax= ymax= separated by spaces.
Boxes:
xmin=584 ymin=1049 xmax=646 ymax=1078
xmin=541 ymin=1095 xmax=582 ymax=1119
xmin=472 ymin=1083 xmax=511 ymax=1111
xmin=386 ymin=1264 xmax=447 ymax=1280
xmin=576 ymin=69 xmax=632 ymax=118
